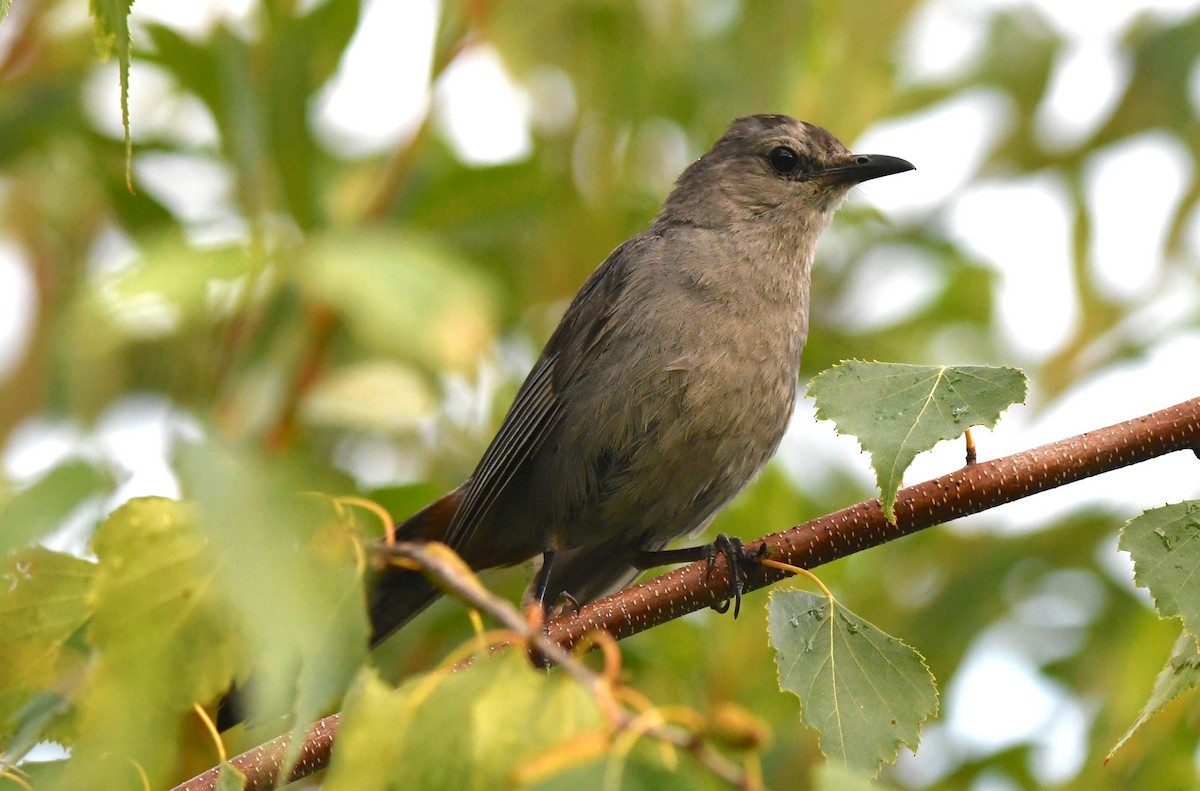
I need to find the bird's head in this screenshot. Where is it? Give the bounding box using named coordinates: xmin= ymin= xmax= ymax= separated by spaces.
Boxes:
xmin=660 ymin=114 xmax=913 ymax=227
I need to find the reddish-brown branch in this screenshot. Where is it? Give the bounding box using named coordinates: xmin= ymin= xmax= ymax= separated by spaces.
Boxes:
xmin=179 ymin=715 xmax=339 ymax=791
xmin=171 ymin=396 xmax=1200 ymax=791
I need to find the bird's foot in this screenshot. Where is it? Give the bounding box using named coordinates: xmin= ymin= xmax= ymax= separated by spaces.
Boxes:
xmin=632 ymin=534 xmax=764 ymax=618
xmin=547 ymin=591 xmax=581 ymax=620
xmin=704 ymin=534 xmax=765 ymax=618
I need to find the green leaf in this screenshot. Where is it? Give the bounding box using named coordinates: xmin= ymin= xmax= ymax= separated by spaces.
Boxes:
xmin=0 ymin=549 xmax=93 ymax=755
xmin=48 ymin=498 xmax=243 ymax=790
xmin=0 ymin=460 xmax=109 ymax=555
xmin=325 ymin=649 xmax=604 ymax=791
xmin=174 ymin=438 xmax=368 ymax=760
xmin=86 ymin=499 xmax=239 ymax=694
xmin=0 ymin=758 xmax=68 ymax=786
xmin=88 ymin=0 xmax=132 ymax=61
xmin=0 ymin=548 xmax=93 ymax=694
xmin=524 ymin=740 xmax=710 ymax=791
xmin=88 ymin=0 xmax=135 ymax=189
xmin=1120 ymin=501 xmax=1200 ymax=633
xmin=767 ymin=589 xmax=937 ymax=774
xmin=1108 ymin=631 xmax=1200 ymax=761
xmin=2 ymin=689 xmax=74 ymax=763
xmin=808 ymin=361 xmax=1027 ymax=520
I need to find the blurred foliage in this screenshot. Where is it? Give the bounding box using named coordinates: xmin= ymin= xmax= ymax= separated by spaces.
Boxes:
xmin=325 ymin=650 xmax=604 ymax=791
xmin=0 ymin=0 xmax=1198 ymax=789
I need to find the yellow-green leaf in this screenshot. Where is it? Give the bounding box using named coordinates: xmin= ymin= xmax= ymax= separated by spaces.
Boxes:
xmin=326 ymin=649 xmax=604 ymax=791
xmin=89 ymin=0 xmax=135 ymax=189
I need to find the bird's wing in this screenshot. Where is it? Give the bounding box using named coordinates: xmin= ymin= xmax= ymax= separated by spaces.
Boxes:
xmin=443 ymin=236 xmax=643 ymax=551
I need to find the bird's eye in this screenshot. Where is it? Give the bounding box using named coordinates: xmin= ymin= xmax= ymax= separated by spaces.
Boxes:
xmin=767 ymin=146 xmax=801 ymax=175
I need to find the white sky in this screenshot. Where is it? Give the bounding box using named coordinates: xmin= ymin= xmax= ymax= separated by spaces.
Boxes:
xmin=4 ymin=0 xmax=1200 ymax=781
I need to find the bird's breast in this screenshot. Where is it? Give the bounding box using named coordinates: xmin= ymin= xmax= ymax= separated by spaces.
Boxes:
xmin=542 ymin=249 xmax=810 ymax=550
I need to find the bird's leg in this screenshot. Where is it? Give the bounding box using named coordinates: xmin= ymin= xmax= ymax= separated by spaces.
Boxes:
xmin=631 ymin=534 xmax=761 ymax=618
xmin=526 ymin=550 xmax=557 ymax=631
xmin=549 ymin=591 xmax=581 ymax=619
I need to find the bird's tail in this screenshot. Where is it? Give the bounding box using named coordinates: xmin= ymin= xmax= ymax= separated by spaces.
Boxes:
xmin=368 ymin=487 xmax=464 ymax=646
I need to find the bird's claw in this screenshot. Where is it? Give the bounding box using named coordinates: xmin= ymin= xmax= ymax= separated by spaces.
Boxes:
xmin=705 ymin=534 xmax=762 ymax=618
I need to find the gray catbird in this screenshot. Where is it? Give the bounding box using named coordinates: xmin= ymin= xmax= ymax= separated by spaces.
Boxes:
xmin=370 ymin=114 xmax=913 ymax=644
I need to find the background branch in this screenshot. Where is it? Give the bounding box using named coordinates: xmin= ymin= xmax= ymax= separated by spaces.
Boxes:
xmin=172 ymin=396 xmax=1200 ymax=791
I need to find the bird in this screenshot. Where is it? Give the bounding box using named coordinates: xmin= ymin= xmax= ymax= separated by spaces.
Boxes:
xmin=369 ymin=114 xmax=913 ymax=646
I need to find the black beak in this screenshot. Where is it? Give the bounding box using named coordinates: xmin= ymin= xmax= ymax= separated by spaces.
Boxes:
xmin=823 ymin=154 xmax=915 ymax=184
